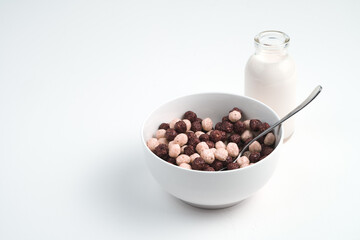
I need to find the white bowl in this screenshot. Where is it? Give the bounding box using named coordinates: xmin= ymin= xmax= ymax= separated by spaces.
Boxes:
xmin=141 ymin=93 xmax=283 ymax=209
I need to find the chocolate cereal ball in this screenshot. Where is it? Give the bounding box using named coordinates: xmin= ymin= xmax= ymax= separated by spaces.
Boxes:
xmin=183 ymin=145 xmax=195 ymax=156
xmin=174 ymin=120 xmax=187 ymax=133
xmin=227 ymin=162 xmax=240 ymax=170
xmin=215 ymin=122 xmax=223 ymax=131
xmin=205 ymin=140 xmax=215 ymax=149
xmin=165 ymin=128 xmax=177 ymax=141
xmin=233 ymin=121 xmax=246 ymax=134
xmin=167 ymin=157 xmax=176 ymax=165
xmin=153 ymin=144 xmax=168 ymax=159
xmin=191 ymin=121 xmax=202 ymax=132
xmin=229 ymin=134 xmax=241 ymax=144
xmin=183 ymin=111 xmax=197 ymax=122
xmin=250 ymin=119 xmax=262 ymax=131
xmin=249 ymin=152 xmax=261 ymax=163
xmin=261 ymin=146 xmax=274 ymax=157
xmin=199 ymin=134 xmax=210 ymax=142
xmin=191 ymin=157 xmax=206 ymax=170
xmin=158 ymin=123 xmax=170 ymax=130
xmin=209 ymin=130 xmax=223 ymax=142
xmin=187 ymin=137 xmax=200 ymax=148
xmin=222 ymin=121 xmax=233 ymax=133
xmin=211 ymin=160 xmax=224 ymax=171
xmin=204 ymin=166 xmax=215 ymax=171
xmin=259 ymin=122 xmax=270 ymax=133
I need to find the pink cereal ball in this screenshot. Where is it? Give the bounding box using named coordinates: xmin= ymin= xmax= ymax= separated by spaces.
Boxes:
xmin=215 ymin=141 xmax=226 ymax=149
xmin=155 ymin=129 xmax=166 ymax=139
xmin=169 ymin=118 xmax=181 ymax=129
xmin=227 ymin=142 xmax=239 ymax=157
xmin=176 ymin=154 xmax=191 ymax=165
xmin=169 ymin=143 xmax=181 ymax=158
xmin=183 ymin=119 xmax=192 ymax=132
xmin=237 ymin=156 xmax=250 ymax=166
xmin=249 ymin=141 xmax=262 ymax=153
xmin=214 ymin=148 xmax=228 ymax=161
xmin=195 ymin=131 xmax=205 ymax=138
xmin=202 ymin=118 xmax=213 ymax=132
xmin=228 ymin=110 xmax=242 ymax=123
xmin=147 ymin=138 xmax=159 ymax=151
xmin=173 ymin=133 xmax=188 ymax=146
xmin=200 ymin=149 xmax=215 ymax=164
xmin=243 ymin=120 xmax=251 ymax=130
xmin=196 ymin=142 xmax=209 ymax=153
xmin=264 ymin=132 xmax=276 ymax=146
xmin=210 ymin=148 xmax=216 ymax=154
xmin=190 ymin=153 xmax=200 ymax=163
xmin=179 ymin=162 xmax=192 ymax=170
xmin=241 ymin=130 xmax=253 ymax=142
xmin=158 ymin=137 xmax=168 ymax=145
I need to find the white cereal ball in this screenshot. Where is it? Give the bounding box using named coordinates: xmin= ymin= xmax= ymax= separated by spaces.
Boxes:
xmin=202 ymin=118 xmax=213 ymax=132
xmin=180 ymin=145 xmax=187 ymax=153
xmin=169 ymin=143 xmax=181 ymax=158
xmin=176 ymin=154 xmax=191 ymax=165
xmin=173 ymin=133 xmax=188 ymax=146
xmin=227 ymin=142 xmax=239 ymax=157
xmin=183 ymin=119 xmax=191 ymax=132
xmin=241 ymin=130 xmax=253 ymax=142
xmin=264 ymin=132 xmax=276 ymax=146
xmin=195 ymin=131 xmax=205 ymax=138
xmin=155 ymin=129 xmax=166 ymax=139
xmin=190 ymin=153 xmax=200 ymax=163
xmin=179 ymin=162 xmax=192 ymax=170
xmin=228 ymin=110 xmax=242 ymax=123
xmin=215 ymin=141 xmax=226 ymax=149
xmin=196 ymin=142 xmax=209 ymax=153
xmin=214 ymin=148 xmax=228 ymax=161
xmin=158 ymin=137 xmax=168 ymax=145
xmin=210 ymin=148 xmax=216 ymax=154
xmin=207 ymin=130 xmax=213 ymax=135
xmin=146 ymin=138 xmax=159 ymax=151
xmin=168 ymin=141 xmax=175 ymax=148
xmin=200 ymin=149 xmax=215 ymax=164
xmin=249 ymin=141 xmax=262 ymax=153
xmin=169 ymin=118 xmax=181 ymax=129
xmin=237 ymin=156 xmax=250 ymax=166
xmin=240 ymin=163 xmax=250 ymax=168
xmin=243 ymin=151 xmax=251 ymax=158
xmin=243 ymin=120 xmax=251 ymax=130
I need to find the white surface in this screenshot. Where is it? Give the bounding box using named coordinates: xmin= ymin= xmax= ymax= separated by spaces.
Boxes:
xmin=0 ymin=0 xmax=359 ymax=239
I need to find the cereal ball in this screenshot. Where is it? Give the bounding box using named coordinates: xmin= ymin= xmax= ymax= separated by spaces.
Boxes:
xmin=233 ymin=121 xmax=246 ymax=134
xmin=249 ymin=141 xmax=262 ymax=153
xmin=173 ymin=133 xmax=188 ymax=146
xmin=222 ymin=121 xmax=233 ymax=133
xmin=227 ymin=142 xmax=239 ymax=157
xmin=224 ymin=156 xmax=233 ymax=166
xmin=204 ymin=166 xmax=215 ymax=171
xmin=259 ymin=122 xmax=270 ymax=133
xmin=202 ymin=118 xmax=213 ymax=132
xmin=211 ymin=160 xmax=224 ymax=171
xmin=195 ymin=118 xmax=203 ymax=122
xmin=229 ymin=107 xmax=242 ymax=113
xmin=176 ymin=154 xmax=191 ymax=165
xmin=158 ymin=123 xmax=170 ymax=130
xmin=264 ymin=132 xmax=276 ymax=146
xmin=200 ymin=149 xmax=215 ymax=164
xmin=190 ymin=153 xmax=200 ymax=163
xmin=214 ymin=148 xmax=228 ymax=161
xmin=183 ymin=111 xmax=197 ymax=122
xmin=174 ymin=120 xmax=187 ymax=133
xmin=240 ymin=163 xmax=250 ymax=168
xmin=186 ymin=131 xmax=196 ymax=139
xmin=168 ymin=143 xmax=181 ymax=158
xmin=207 ymin=130 xmax=212 ymax=135
xmin=195 ymin=131 xmax=205 ymax=138
xmin=179 ymin=163 xmax=192 ymax=170
xmin=158 ymin=138 xmax=168 ymax=145
xmin=237 ymin=156 xmax=250 ymax=166
xmin=187 ymin=137 xmax=200 ymax=147
xmin=169 ymin=118 xmax=181 ymax=129
xmin=229 ymin=134 xmax=241 ymax=144
xmin=215 ymin=122 xmax=223 ymax=131
xmin=243 ymin=119 xmax=251 ymax=130
xmin=165 ymin=128 xmax=177 ymax=141
xmin=249 ymin=152 xmax=261 ymax=163
xmin=183 ymin=145 xmax=195 ymax=156
xmin=167 ymin=157 xmax=176 ymax=165
xmin=154 ymin=144 xmax=168 ymax=159
xmin=205 ymin=140 xmax=215 ymax=149
xmin=241 ymin=130 xmax=253 ymax=142
xmin=183 ymin=119 xmax=191 ymax=132
xmin=199 ymin=134 xmax=210 ymax=142
xmin=147 ymin=138 xmax=159 ymax=151
xmin=196 ymin=142 xmax=209 ymax=153
xmin=191 ymin=157 xmax=206 ymax=170
xmin=155 ymin=129 xmax=166 ymax=139
xmin=210 ymin=130 xmax=223 ymax=142
xmin=261 ymin=146 xmax=274 ymax=157
xmin=222 ymin=116 xmax=230 ymax=122
xmin=243 ymin=151 xmax=251 ymax=158
xmin=250 ymin=119 xmax=262 ymax=131
xmin=191 ymin=121 xmax=202 ymax=132
xmin=215 ymin=141 xmax=226 ymax=149
xmin=210 ymin=148 xmax=216 ymax=154
xmin=229 ymin=110 xmax=242 ymax=122
xmin=227 ymin=162 xmax=240 ymax=170
xmin=220 ymin=131 xmax=227 ymax=141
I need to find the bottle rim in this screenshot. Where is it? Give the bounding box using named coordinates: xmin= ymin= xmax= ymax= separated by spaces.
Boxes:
xmin=254 ymin=30 xmax=290 ymax=50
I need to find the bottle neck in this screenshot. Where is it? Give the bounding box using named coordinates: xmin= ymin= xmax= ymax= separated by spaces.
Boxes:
xmin=254 ymin=30 xmax=290 ymax=56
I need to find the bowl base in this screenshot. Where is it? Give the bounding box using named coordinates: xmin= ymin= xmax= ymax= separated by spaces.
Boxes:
xmin=181 ymin=200 xmax=242 ymax=209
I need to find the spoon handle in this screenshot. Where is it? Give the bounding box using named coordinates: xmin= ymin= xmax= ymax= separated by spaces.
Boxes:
xmin=235 ymin=85 xmax=322 ymax=163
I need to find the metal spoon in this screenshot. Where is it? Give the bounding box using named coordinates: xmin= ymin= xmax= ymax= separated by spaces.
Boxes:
xmin=221 ymin=85 xmax=322 ymax=170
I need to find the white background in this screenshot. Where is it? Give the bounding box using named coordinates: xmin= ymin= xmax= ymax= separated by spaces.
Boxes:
xmin=1 ymin=0 xmax=359 ymax=239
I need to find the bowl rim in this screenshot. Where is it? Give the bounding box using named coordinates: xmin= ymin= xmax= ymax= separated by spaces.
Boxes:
xmin=141 ymin=92 xmax=284 ymax=175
